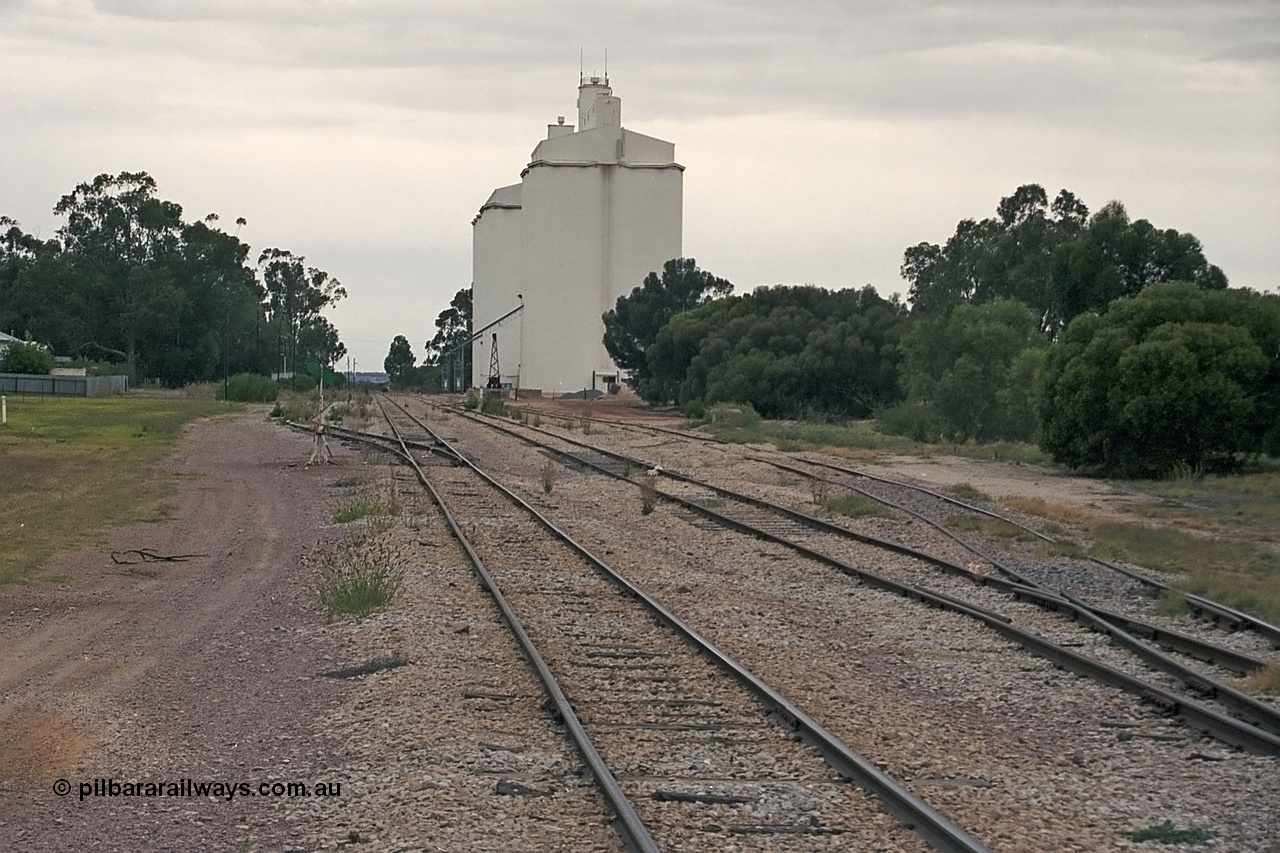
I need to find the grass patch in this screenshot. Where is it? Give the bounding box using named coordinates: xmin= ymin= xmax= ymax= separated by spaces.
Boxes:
xmin=332 ymin=493 xmax=401 ymax=524
xmin=1089 ymin=521 xmax=1280 ymax=620
xmin=822 ymin=493 xmax=890 ymax=519
xmin=0 ymin=394 xmax=234 ymax=585
xmin=314 ymin=539 xmax=405 ymax=620
xmin=700 ymin=418 xmax=1050 ymax=464
xmin=1155 ymin=589 xmax=1192 ymax=617
xmin=1000 ymin=486 xmax=1280 ymax=621
xmin=1121 ymin=821 xmax=1216 ymax=845
xmin=1035 ymin=540 xmax=1087 ymax=559
xmin=945 ymin=514 xmax=1037 ymax=546
xmin=947 ymin=482 xmax=991 ymax=503
xmin=1141 ymin=465 xmax=1280 ymax=534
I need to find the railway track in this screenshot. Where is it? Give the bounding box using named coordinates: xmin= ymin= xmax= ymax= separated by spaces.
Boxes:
xmin=488 ymin=402 xmax=1280 ymax=652
xmin=431 ymin=403 xmax=1280 ymax=756
xmin=365 ymin=399 xmax=990 ymax=852
xmin=516 ymin=403 xmax=1280 ymax=646
xmin=307 ymin=399 xmax=1280 ymax=849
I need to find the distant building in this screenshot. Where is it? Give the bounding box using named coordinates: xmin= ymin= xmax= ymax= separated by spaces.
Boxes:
xmin=471 ymin=75 xmax=683 ymax=393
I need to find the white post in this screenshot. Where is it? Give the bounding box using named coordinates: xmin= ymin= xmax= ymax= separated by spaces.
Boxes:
xmin=2 ymin=395 xmax=6 ymax=425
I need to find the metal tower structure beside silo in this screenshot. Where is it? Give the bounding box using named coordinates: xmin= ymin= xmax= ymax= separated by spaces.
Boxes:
xmin=471 ymin=75 xmax=683 ymax=394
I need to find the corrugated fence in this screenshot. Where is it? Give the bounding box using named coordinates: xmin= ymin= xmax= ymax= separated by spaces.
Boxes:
xmin=0 ymin=373 xmax=130 ymax=396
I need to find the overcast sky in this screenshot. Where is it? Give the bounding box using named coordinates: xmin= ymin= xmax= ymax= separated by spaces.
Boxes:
xmin=1 ymin=1 xmax=1276 ymax=373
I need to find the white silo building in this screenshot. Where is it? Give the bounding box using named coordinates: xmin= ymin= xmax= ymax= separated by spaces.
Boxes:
xmin=471 ymin=75 xmax=683 ymax=394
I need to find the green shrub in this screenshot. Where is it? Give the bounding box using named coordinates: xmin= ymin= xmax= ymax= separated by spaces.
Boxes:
xmin=1038 ymin=283 xmax=1280 ymax=476
xmin=707 ymin=402 xmax=761 ymax=428
xmin=948 ymin=482 xmax=992 ymax=502
xmin=282 ymin=373 xmax=323 ymax=393
xmin=217 ymin=372 xmax=278 ymax=402
xmin=315 ymin=539 xmax=404 ymax=619
xmin=822 ymin=493 xmax=888 ymax=519
xmin=464 ymin=390 xmax=480 ymax=410
xmin=480 ymin=392 xmax=507 ymax=416
xmin=1 ymin=341 xmax=54 ymax=375
xmin=876 ymin=401 xmax=944 ymax=443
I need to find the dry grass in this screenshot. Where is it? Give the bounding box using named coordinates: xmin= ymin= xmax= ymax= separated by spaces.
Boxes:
xmin=1244 ymin=664 xmax=1280 ymax=696
xmin=1036 ymin=540 xmax=1087 ymax=559
xmin=1090 ymin=522 xmax=1280 ymax=621
xmin=997 ymin=495 xmax=1096 ymax=526
xmin=945 ymin=514 xmax=1037 ymax=546
xmin=272 ymin=392 xmax=316 ymax=423
xmin=640 ymin=476 xmax=658 ymax=515
xmin=810 ymin=477 xmax=830 ymax=505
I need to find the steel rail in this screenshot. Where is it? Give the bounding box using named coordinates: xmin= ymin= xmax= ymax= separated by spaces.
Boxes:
xmin=375 ymin=400 xmax=662 ymax=853
xmin=385 ymin=398 xmax=994 ymax=853
xmin=527 ymin=408 xmax=1277 ymax=639
xmin=664 ymin=488 xmax=1280 ymax=755
xmin=754 ymin=457 xmax=1271 ymax=676
xmin=787 ymin=455 xmax=1280 ymax=647
xmin=284 ymin=419 xmax=463 ymax=463
xmin=1092 ymin=557 xmax=1280 ymax=647
xmin=455 ymin=409 xmax=1268 ymax=674
xmin=546 ymin=410 xmax=1280 ymax=647
xmin=447 ymin=406 xmax=1280 ymax=756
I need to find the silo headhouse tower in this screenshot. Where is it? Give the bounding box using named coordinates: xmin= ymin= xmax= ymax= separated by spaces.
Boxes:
xmin=471 ymin=75 xmax=683 ymax=393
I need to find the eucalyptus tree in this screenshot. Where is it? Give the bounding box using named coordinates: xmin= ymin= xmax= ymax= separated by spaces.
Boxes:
xmin=425 ymin=287 xmax=472 ymax=389
xmin=258 ymin=248 xmax=347 ymax=377
xmin=384 ymin=335 xmax=416 ymax=386
xmin=602 ymin=257 xmax=733 ymax=390
xmin=901 ymin=184 xmax=1224 ymax=334
xmin=52 ymin=171 xmax=186 ymax=379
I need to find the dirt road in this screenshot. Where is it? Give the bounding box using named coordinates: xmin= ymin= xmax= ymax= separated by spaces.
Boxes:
xmin=0 ymin=413 xmax=352 ymax=851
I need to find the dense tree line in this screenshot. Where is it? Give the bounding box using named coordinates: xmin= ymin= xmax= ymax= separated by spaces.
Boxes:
xmin=647 ymin=284 xmax=907 ymax=419
xmin=605 ymin=272 xmax=906 ymax=419
xmin=902 ymin=184 xmax=1226 ymax=333
xmin=603 ymin=185 xmax=1276 ymax=477
xmin=0 ymin=172 xmax=346 ymax=385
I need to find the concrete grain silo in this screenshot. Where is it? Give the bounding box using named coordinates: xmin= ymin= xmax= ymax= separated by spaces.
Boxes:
xmin=471 ymin=75 xmax=683 ymax=394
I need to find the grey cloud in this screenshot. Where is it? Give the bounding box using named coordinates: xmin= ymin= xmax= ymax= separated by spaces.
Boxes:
xmin=1206 ymin=39 xmax=1280 ymax=62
